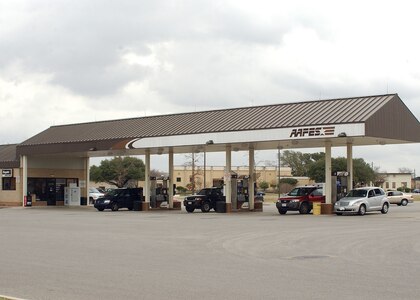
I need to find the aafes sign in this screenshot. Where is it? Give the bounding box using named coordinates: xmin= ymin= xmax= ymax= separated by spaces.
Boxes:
xmin=125 ymin=123 xmax=365 ymax=149
xmin=290 ymin=126 xmax=335 ymax=138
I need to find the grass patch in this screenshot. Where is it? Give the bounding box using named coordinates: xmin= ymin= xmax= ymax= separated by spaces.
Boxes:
xmin=412 ymin=194 xmax=420 ymax=201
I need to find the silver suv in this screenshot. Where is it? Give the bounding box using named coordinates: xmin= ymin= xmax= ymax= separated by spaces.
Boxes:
xmin=334 ymin=187 xmax=390 ymax=216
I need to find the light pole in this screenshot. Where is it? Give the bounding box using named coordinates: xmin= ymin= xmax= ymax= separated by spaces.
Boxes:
xmin=204 ymin=140 xmax=214 ymax=188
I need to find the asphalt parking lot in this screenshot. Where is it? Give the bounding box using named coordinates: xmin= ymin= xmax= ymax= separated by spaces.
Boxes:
xmin=1 ymin=203 xmax=420 ymax=300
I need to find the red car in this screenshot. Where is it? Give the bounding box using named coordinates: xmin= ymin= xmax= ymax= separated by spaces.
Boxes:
xmin=276 ymin=186 xmax=325 ymax=214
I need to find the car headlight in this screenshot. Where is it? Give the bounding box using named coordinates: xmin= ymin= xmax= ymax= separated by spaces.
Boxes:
xmin=291 ymin=199 xmax=300 ymax=203
xmin=334 ymin=202 xmax=339 ymax=206
xmin=104 ymin=200 xmax=110 ymax=204
xmin=195 ymin=197 xmax=201 ymax=201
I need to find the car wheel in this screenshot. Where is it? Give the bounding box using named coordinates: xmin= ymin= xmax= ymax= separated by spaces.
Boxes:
xmin=185 ymin=206 xmax=195 ymax=213
xmin=358 ymin=204 xmax=366 ymax=216
xmin=201 ymin=202 xmax=211 ymax=212
xmin=111 ymin=202 xmax=119 ymax=211
xmin=127 ymin=207 xmax=133 ymax=211
xmin=299 ymin=202 xmax=310 ymax=214
xmin=401 ymin=199 xmax=408 ymax=206
xmin=97 ymin=208 xmax=104 ymax=211
xmin=278 ymin=209 xmax=287 ymax=215
xmin=335 ymin=212 xmax=343 ymax=216
xmin=381 ymin=203 xmax=389 ymax=214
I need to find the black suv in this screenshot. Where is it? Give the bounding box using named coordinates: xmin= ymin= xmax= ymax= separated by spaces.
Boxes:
xmin=183 ymin=187 xmax=225 ymax=213
xmin=94 ymin=188 xmax=143 ymax=211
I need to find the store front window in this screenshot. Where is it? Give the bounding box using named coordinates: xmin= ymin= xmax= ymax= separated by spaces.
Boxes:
xmin=2 ymin=177 xmax=16 ymax=190
xmin=28 ymin=178 xmax=78 ymax=204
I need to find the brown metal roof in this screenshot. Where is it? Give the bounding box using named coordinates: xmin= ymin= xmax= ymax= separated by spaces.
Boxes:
xmin=0 ymin=144 xmax=19 ymax=168
xmin=14 ymin=93 xmax=420 ymax=156
xmin=20 ymin=94 xmax=397 ymax=146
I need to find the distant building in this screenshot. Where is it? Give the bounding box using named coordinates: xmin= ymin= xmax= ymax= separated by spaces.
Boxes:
xmin=377 ymin=173 xmax=413 ymax=190
xmin=172 ymin=165 xmax=313 ymax=191
xmin=90 ymin=165 xmax=314 ymax=192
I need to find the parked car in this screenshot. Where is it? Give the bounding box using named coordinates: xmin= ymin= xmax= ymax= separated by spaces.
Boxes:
xmin=89 ymin=187 xmax=105 ymax=204
xmin=276 ymin=186 xmax=325 ymax=214
xmin=334 ymin=187 xmax=390 ymax=216
xmin=94 ymin=188 xmax=143 ymax=211
xmin=183 ymin=187 xmax=226 ymax=213
xmin=386 ymin=190 xmax=413 ymax=206
xmin=413 ymin=189 xmax=420 ymax=194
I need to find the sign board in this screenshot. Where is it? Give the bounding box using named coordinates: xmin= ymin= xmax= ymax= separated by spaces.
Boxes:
xmin=332 ymin=171 xmax=350 ymax=177
xmin=2 ymin=169 xmax=13 ymax=177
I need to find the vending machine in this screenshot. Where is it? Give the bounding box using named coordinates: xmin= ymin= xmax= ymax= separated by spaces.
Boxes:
xmin=64 ymin=186 xmax=81 ymax=206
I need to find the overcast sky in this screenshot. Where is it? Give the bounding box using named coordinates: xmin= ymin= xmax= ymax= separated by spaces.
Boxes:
xmin=1 ymin=0 xmax=419 ymax=174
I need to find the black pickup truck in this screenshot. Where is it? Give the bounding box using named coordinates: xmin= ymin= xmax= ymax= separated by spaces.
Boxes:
xmin=183 ymin=187 xmax=225 ymax=213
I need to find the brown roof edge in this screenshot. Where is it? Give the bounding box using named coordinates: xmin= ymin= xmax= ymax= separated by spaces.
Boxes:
xmin=365 ymin=94 xmax=420 ymax=142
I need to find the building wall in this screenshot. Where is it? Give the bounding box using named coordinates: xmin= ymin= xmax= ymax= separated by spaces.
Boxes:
xmin=172 ymin=166 xmax=311 ymax=190
xmin=0 ymin=157 xmax=88 ymax=206
xmin=378 ymin=173 xmax=413 ymax=190
xmin=0 ymin=167 xmax=22 ymax=206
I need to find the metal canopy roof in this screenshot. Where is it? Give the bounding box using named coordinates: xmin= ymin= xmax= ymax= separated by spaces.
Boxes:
xmin=14 ymin=93 xmax=420 ymax=157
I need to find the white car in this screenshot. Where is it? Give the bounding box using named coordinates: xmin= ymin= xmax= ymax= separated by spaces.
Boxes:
xmin=386 ymin=190 xmax=413 ymax=206
xmin=89 ymin=187 xmax=105 ymax=204
xmin=334 ymin=187 xmax=390 ymax=216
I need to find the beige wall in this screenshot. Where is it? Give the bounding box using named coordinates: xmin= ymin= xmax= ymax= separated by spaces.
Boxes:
xmin=378 ymin=173 xmax=413 ymax=190
xmin=172 ymin=166 xmax=311 ymax=190
xmin=0 ymin=168 xmax=22 ymax=206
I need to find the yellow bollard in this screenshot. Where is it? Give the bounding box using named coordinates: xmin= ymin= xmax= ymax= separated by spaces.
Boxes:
xmin=313 ymin=202 xmax=321 ymax=215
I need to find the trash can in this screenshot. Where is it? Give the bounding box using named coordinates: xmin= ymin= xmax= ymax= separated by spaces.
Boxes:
xmin=80 ymin=197 xmax=87 ymax=206
xmin=133 ymin=200 xmax=142 ymax=211
xmin=313 ymin=202 xmax=321 ymax=215
xmin=25 ymin=195 xmax=32 ymax=207
xmin=215 ymin=201 xmax=226 ymax=213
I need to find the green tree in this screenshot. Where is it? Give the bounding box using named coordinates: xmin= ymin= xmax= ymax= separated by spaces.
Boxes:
xmin=281 ymin=150 xmax=324 ymax=176
xmin=307 ymin=156 xmax=375 ymax=184
xmin=259 ymin=181 xmax=269 ymax=191
xmin=90 ymin=156 xmax=145 ymax=188
xmin=279 ymin=178 xmax=298 ymax=186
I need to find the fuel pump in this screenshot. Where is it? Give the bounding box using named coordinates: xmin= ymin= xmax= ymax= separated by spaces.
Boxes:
xmin=332 ymin=171 xmax=349 ymax=202
xmin=230 ymin=174 xmax=238 ymax=211
xmin=236 ymin=176 xmax=249 ymax=208
xmin=150 ymin=176 xmax=157 ymax=208
xmin=150 ymin=176 xmax=169 ymax=208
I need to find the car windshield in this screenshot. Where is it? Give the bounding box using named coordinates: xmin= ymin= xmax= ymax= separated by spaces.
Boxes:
xmin=346 ymin=189 xmax=367 ymax=198
xmin=89 ymin=187 xmax=100 ymax=193
xmin=288 ymin=188 xmax=311 ymax=196
xmin=106 ymin=189 xmax=124 ymax=197
xmin=197 ymin=189 xmax=208 ymax=195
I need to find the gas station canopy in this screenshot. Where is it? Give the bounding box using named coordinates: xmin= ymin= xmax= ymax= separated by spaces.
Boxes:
xmin=16 ymin=93 xmax=420 ymax=157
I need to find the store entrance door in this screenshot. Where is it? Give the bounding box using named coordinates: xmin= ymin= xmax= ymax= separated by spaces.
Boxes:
xmin=46 ymin=179 xmax=56 ymax=206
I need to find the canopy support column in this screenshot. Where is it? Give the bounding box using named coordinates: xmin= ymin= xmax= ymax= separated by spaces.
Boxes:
xmin=21 ymin=155 xmax=28 ymax=207
xmin=347 ymin=142 xmax=353 ymax=191
xmin=143 ymin=150 xmax=150 ymax=211
xmin=168 ymin=149 xmax=174 ymax=209
xmin=249 ymin=147 xmax=255 ymax=211
xmin=225 ymin=145 xmax=232 ymax=213
xmin=323 ymin=142 xmax=334 ymax=214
